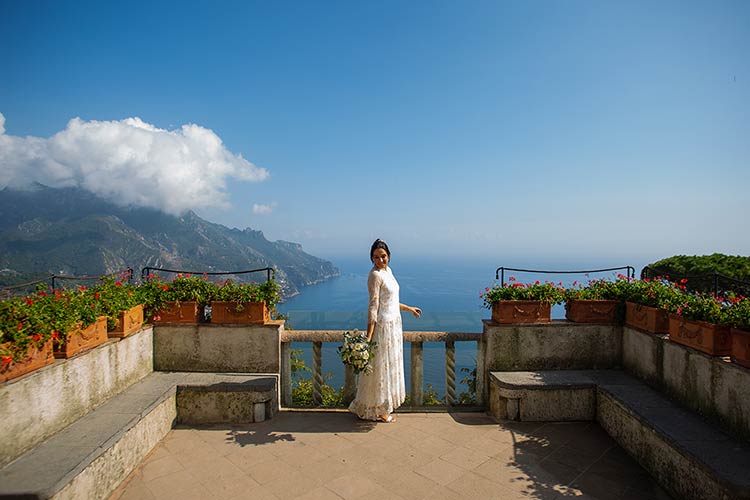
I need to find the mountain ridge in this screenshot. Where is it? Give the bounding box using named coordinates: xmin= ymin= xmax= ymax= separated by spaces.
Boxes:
xmin=0 ymin=185 xmax=339 ymax=296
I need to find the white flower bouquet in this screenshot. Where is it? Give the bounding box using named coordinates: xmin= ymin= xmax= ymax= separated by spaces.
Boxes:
xmin=338 ymin=329 xmax=377 ymax=375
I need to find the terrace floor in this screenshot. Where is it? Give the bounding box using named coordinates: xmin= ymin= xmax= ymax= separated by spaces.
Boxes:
xmin=109 ymin=411 xmax=673 ymax=500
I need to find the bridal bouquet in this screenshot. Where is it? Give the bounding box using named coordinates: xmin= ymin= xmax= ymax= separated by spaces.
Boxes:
xmin=338 ymin=329 xmax=377 ymax=375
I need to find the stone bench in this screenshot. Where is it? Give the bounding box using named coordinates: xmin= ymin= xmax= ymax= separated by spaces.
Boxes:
xmin=0 ymin=371 xmax=277 ymax=500
xmin=489 ymin=370 xmax=750 ymax=500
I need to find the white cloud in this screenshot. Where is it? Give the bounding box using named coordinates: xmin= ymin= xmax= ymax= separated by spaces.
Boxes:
xmin=0 ymin=112 xmax=269 ymax=214
xmin=252 ymin=202 xmax=277 ymax=215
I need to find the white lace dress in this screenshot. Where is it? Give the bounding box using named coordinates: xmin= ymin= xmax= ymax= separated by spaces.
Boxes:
xmin=348 ymin=266 xmax=406 ymax=420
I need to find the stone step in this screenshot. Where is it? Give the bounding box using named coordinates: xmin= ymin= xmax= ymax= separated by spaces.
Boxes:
xmin=0 ymin=372 xmax=277 ymax=500
xmin=490 ymin=370 xmax=750 ymax=500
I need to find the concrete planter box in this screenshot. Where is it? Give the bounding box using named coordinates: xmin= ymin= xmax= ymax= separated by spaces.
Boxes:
xmin=491 ymin=300 xmax=551 ymax=324
xmin=0 ymin=340 xmax=54 ymax=383
xmin=731 ymin=328 xmax=750 ymax=368
xmin=565 ymin=299 xmax=618 ymax=323
xmin=108 ymin=304 xmax=144 ymax=338
xmin=211 ymin=301 xmax=269 ymax=324
xmin=625 ymin=302 xmax=669 ymax=334
xmin=153 ymin=301 xmax=201 ymax=323
xmin=54 ymin=316 xmax=109 ymax=359
xmin=668 ymin=314 xmax=732 ymax=356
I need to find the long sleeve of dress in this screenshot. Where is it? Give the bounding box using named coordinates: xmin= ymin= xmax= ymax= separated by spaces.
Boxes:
xmin=368 ymin=270 xmax=381 ymax=324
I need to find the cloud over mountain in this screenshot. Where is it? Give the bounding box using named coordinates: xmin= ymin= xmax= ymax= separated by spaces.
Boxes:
xmin=0 ymin=113 xmax=269 ymax=215
xmin=252 ymin=202 xmax=277 ymax=215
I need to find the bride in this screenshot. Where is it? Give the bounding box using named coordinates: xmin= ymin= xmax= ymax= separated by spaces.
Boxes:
xmin=348 ymin=239 xmax=422 ymax=422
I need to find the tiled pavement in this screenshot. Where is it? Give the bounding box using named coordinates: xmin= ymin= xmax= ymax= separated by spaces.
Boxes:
xmin=109 ymin=411 xmax=673 ymax=500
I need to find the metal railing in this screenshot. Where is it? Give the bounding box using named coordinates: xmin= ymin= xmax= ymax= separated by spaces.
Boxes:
xmin=641 ymin=266 xmax=750 ymax=297
xmin=280 ymin=330 xmax=485 ymax=409
xmin=0 ymin=268 xmax=133 ymax=299
xmin=50 ymin=268 xmax=134 ymax=290
xmin=495 ymin=265 xmax=635 ymax=284
xmin=141 ymin=266 xmax=275 ymax=283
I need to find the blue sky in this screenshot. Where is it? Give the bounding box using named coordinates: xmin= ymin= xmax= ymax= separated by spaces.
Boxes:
xmin=1 ymin=0 xmax=748 ymax=264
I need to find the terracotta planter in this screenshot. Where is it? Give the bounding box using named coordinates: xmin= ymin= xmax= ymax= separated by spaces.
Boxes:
xmin=54 ymin=316 xmax=109 ymax=359
xmin=625 ymin=302 xmax=669 ymax=334
xmin=211 ymin=301 xmax=269 ymax=324
xmin=1 ymin=340 xmax=54 ymax=383
xmin=668 ymin=314 xmax=732 ymax=356
xmin=731 ymin=328 xmax=750 ymax=368
xmin=152 ymin=301 xmax=201 ymax=323
xmin=108 ymin=304 xmax=144 ymax=338
xmin=565 ymin=300 xmax=619 ymax=323
xmin=492 ymin=300 xmax=551 ymax=324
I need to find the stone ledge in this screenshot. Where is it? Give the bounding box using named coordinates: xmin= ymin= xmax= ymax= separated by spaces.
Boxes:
xmin=0 ymin=371 xmax=278 ymax=500
xmin=0 ymin=326 xmax=154 ymax=469
xmin=490 ymin=369 xmax=750 ymax=500
xmin=622 ymin=325 xmax=750 ymax=443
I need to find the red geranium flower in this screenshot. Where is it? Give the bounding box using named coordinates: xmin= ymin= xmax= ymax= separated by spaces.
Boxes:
xmin=31 ymin=334 xmax=41 ymax=342
xmin=51 ymin=331 xmax=60 ymax=340
xmin=2 ymin=356 xmax=12 ymax=366
xmin=26 ymin=298 xmax=34 ymax=305
xmin=17 ymin=322 xmax=23 ymax=330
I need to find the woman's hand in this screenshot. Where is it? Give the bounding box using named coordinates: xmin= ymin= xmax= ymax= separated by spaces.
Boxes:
xmin=399 ymin=303 xmax=422 ymax=318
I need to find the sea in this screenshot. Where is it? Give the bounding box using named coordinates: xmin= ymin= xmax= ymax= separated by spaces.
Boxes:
xmin=277 ymin=255 xmax=645 ymax=398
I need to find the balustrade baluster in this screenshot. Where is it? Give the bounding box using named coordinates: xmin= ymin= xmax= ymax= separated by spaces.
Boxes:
xmin=312 ymin=341 xmax=323 ymax=406
xmin=343 ymin=365 xmax=356 ymax=405
xmin=281 ymin=342 xmax=292 ymax=407
xmin=476 ymin=337 xmax=486 ymax=405
xmin=410 ymin=342 xmax=424 ymax=406
xmin=445 ymin=340 xmax=456 ymax=406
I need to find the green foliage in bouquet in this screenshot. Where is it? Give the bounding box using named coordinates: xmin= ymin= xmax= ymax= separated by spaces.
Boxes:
xmin=338 ymin=329 xmax=377 ymax=375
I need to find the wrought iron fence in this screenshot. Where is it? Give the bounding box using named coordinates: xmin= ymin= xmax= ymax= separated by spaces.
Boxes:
xmin=641 ymin=266 xmax=750 ymax=297
xmin=495 ymin=265 xmax=635 ymax=284
xmin=0 ymin=268 xmax=133 ymax=299
xmin=141 ymin=266 xmax=275 ymax=283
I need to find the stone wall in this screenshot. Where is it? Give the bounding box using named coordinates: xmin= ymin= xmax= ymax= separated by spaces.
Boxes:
xmin=622 ymin=326 xmax=750 ymax=441
xmin=0 ymin=327 xmax=154 ymax=468
xmin=153 ymin=322 xmax=283 ymax=373
xmin=483 ymin=320 xmax=622 ymax=372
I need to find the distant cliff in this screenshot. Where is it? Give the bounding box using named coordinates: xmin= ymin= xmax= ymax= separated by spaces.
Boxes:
xmin=0 ymin=184 xmax=339 ymax=296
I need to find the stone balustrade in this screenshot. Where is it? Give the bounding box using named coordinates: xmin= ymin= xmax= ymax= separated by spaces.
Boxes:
xmin=280 ymin=329 xmax=485 ymax=408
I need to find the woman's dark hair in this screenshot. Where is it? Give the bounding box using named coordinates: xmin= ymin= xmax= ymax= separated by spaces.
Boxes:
xmin=370 ymin=239 xmax=391 ymax=260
